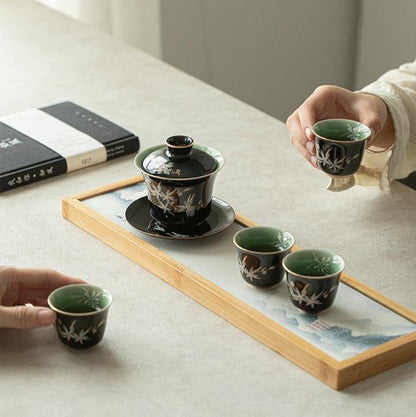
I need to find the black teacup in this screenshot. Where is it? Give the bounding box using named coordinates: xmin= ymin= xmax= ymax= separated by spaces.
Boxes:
xmin=233 ymin=226 xmax=295 ymax=288
xmin=312 ymin=119 xmax=371 ymax=177
xmin=48 ymin=284 xmax=112 ymax=349
xmin=282 ymin=249 xmax=345 ymax=314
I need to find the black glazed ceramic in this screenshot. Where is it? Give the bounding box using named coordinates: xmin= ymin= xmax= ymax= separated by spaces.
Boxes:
xmin=54 ymin=309 xmax=110 ymax=349
xmin=125 ymin=195 xmax=235 ymax=239
xmin=285 ymin=274 xmax=340 ymax=314
xmin=135 ymin=137 xmax=224 ymax=228
xmin=48 ymin=284 xmax=112 ymax=350
xmin=312 ymin=119 xmax=371 ymax=177
xmin=233 ymin=226 xmax=295 ymax=288
xmin=315 ymin=137 xmax=366 ymax=176
xmin=282 ymin=249 xmax=345 ymax=314
xmin=142 ymin=136 xmax=217 ymax=178
xmin=144 ymin=174 xmax=216 ymax=228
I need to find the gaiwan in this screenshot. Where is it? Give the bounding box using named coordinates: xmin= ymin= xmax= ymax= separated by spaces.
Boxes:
xmin=134 ymin=136 xmax=224 ymax=232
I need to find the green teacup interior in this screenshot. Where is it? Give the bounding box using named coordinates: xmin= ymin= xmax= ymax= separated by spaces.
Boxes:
xmin=313 ymin=119 xmax=371 ymax=142
xmin=283 ymin=249 xmax=344 ymax=277
xmin=49 ymin=284 xmax=112 ymax=314
xmin=234 ymin=226 xmax=294 ymax=253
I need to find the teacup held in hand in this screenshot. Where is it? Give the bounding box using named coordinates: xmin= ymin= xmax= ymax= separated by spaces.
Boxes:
xmin=312 ymin=119 xmax=371 ymax=191
xmin=48 ymin=284 xmax=112 ymax=349
xmin=233 ymin=226 xmax=295 ymax=288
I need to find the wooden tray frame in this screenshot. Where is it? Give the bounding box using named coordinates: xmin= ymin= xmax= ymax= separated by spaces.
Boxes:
xmin=62 ymin=176 xmax=416 ymax=390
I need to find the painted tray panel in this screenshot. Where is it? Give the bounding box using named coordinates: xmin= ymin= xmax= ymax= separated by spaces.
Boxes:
xmin=83 ymin=182 xmax=416 ymax=361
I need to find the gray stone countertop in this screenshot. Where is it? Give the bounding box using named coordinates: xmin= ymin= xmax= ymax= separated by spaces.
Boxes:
xmin=0 ymin=1 xmax=415 ymax=416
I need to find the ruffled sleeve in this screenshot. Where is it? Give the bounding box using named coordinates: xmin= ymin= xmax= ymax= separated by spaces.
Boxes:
xmin=355 ymin=59 xmax=416 ymax=193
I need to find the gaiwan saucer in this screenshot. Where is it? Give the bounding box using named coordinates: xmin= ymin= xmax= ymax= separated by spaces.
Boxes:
xmin=125 ymin=196 xmax=235 ymax=240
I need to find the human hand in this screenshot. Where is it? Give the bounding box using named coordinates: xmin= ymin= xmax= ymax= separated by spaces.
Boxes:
xmin=0 ymin=265 xmax=86 ymax=329
xmin=286 ymin=85 xmax=389 ymax=167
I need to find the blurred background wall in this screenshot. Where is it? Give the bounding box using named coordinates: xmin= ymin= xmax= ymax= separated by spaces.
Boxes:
xmin=38 ymin=0 xmax=416 ymax=121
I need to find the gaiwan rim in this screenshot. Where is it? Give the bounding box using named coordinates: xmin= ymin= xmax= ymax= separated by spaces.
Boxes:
xmin=312 ymin=118 xmax=371 ymax=143
xmin=47 ymin=284 xmax=113 ymax=317
xmin=134 ymin=143 xmax=225 ymax=181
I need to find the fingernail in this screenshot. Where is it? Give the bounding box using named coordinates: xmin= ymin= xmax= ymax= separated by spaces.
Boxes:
xmin=311 ymin=156 xmax=318 ymax=166
xmin=306 ymin=141 xmax=315 ymax=154
xmin=305 ymin=127 xmax=313 ymax=140
xmin=38 ymin=309 xmax=56 ymax=325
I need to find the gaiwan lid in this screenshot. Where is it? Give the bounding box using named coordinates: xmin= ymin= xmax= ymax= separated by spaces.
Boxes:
xmin=141 ymin=136 xmax=218 ymax=179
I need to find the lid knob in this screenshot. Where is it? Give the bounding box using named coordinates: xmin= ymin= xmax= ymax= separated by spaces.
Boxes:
xmin=166 ymin=136 xmax=194 ymax=161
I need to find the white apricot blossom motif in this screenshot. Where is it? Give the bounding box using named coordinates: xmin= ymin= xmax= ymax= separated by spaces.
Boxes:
xmin=77 ymin=287 xmax=103 ymax=310
xmin=316 ymin=145 xmax=360 ymax=171
xmin=177 ymin=194 xmax=200 ymax=217
xmin=287 ymin=280 xmax=337 ymax=310
xmin=146 ymin=178 xmax=204 ymax=217
xmin=154 ymin=162 xmax=181 ymax=176
xmin=238 ymin=255 xmax=275 ymax=282
xmin=57 ymin=319 xmax=106 ymax=345
xmin=305 ymin=252 xmax=344 ymax=275
xmin=344 ymin=123 xmax=368 ymax=140
xmin=269 ymin=230 xmax=293 ymax=251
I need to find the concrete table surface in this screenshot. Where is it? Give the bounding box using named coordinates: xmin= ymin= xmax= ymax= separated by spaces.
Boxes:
xmin=0 ymin=1 xmax=415 ymax=416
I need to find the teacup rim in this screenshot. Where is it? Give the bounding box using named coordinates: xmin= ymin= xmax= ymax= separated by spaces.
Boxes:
xmin=312 ymin=118 xmax=371 ymax=143
xmin=134 ymin=143 xmax=225 ymax=181
xmin=282 ymin=249 xmax=345 ymax=280
xmin=233 ymin=226 xmax=295 ymax=255
xmin=47 ymin=284 xmax=113 ymax=317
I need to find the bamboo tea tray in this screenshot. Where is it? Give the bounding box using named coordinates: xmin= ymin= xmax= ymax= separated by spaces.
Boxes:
xmin=62 ymin=177 xmax=416 ymax=390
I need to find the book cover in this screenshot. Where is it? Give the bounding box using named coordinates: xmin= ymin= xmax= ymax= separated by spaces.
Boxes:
xmin=0 ymin=101 xmax=139 ymax=192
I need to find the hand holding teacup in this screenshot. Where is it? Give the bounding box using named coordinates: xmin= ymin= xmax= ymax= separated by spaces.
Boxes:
xmin=286 ymin=86 xmax=390 ymax=191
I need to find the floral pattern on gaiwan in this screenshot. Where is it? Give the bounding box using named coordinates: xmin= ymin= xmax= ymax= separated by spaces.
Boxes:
xmin=57 ymin=318 xmax=106 ymax=345
xmin=145 ymin=177 xmax=204 ymax=218
xmin=153 ymin=161 xmax=181 ymax=177
xmin=238 ymin=255 xmax=276 ymax=283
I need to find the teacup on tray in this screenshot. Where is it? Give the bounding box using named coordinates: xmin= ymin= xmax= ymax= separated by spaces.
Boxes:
xmin=233 ymin=226 xmax=295 ymax=288
xmin=282 ymin=249 xmax=344 ymax=314
xmin=134 ymin=136 xmax=224 ymax=233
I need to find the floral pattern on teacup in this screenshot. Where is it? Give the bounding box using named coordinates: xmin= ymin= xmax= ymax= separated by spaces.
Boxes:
xmin=344 ymin=123 xmax=369 ymax=140
xmin=77 ymin=287 xmax=103 ymax=310
xmin=305 ymin=252 xmax=343 ymax=275
xmin=57 ymin=319 xmax=106 ymax=345
xmin=316 ymin=146 xmax=360 ymax=172
xmin=238 ymin=255 xmax=276 ymax=283
xmin=287 ymin=280 xmax=337 ymax=310
xmin=269 ymin=230 xmax=294 ymax=251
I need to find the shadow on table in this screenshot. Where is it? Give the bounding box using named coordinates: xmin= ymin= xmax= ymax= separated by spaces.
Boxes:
xmin=0 ymin=326 xmax=127 ymax=373
xmin=343 ymin=360 xmax=416 ymax=395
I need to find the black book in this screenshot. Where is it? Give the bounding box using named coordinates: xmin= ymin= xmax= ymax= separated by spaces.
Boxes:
xmin=0 ymin=101 xmax=139 ymax=192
